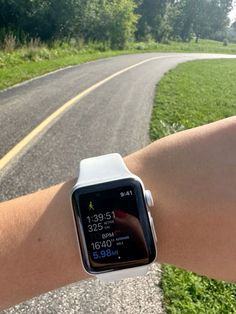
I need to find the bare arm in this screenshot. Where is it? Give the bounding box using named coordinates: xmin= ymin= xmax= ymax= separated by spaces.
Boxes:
xmin=131 ymin=116 xmax=236 ymax=281
xmin=0 ymin=180 xmax=89 ymax=310
xmin=0 ymin=117 xmax=236 ymax=309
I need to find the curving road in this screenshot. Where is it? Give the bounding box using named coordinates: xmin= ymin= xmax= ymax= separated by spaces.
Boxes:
xmin=1 ymin=52 xmax=235 ymax=313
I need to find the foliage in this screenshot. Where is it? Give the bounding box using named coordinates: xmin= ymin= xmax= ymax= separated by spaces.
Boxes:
xmin=228 ymin=21 xmax=236 ymax=42
xmin=0 ymin=0 xmax=234 ymax=48
xmin=0 ymin=0 xmax=138 ymax=49
xmin=135 ymin=0 xmax=169 ymax=42
xmin=80 ymin=0 xmax=138 ymax=49
xmin=167 ymin=0 xmax=233 ymax=42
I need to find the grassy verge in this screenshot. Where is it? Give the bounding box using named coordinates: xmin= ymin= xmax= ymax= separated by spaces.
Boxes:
xmin=1 ymin=39 xmax=236 ymax=91
xmin=131 ymin=39 xmax=236 ymax=54
xmin=0 ymin=49 xmax=132 ymax=91
xmin=150 ymin=59 xmax=236 ymax=313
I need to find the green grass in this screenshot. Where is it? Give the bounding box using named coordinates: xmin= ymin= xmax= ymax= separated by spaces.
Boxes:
xmin=150 ymin=59 xmax=236 ymax=313
xmin=0 ymin=48 xmax=132 ymax=90
xmin=1 ymin=39 xmax=236 ymax=91
xmin=150 ymin=59 xmax=236 ymax=139
xmin=131 ymin=39 xmax=236 ymax=54
xmin=162 ymin=266 xmax=236 ymax=314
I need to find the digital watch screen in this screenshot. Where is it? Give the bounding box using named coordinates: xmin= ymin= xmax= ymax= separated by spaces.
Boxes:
xmin=72 ymin=179 xmax=156 ymax=273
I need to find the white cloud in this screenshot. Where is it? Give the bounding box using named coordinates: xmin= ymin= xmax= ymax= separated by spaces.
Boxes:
xmin=229 ymin=5 xmax=236 ymax=23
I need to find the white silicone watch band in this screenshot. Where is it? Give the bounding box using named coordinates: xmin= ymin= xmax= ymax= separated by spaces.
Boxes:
xmin=97 ymin=265 xmax=149 ymax=282
xmin=75 ymin=153 xmax=133 ymax=187
xmin=76 ymin=153 xmax=149 ymax=281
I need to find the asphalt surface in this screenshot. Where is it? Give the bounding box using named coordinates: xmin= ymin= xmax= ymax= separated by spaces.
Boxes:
xmin=1 ymin=52 xmax=235 ymax=313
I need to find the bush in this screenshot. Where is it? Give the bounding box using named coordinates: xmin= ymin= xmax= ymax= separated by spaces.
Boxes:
xmin=38 ymin=48 xmax=51 ymax=59
xmin=130 ymin=40 xmax=160 ymax=50
xmin=22 ymin=46 xmax=51 ymax=62
xmin=223 ymin=38 xmax=228 ymax=46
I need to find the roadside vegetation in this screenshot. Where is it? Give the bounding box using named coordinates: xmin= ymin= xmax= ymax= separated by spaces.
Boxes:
xmin=0 ymin=41 xmax=129 ymax=90
xmin=1 ymin=0 xmax=234 ymax=47
xmin=1 ymin=38 xmax=236 ymax=91
xmin=1 ymin=0 xmax=235 ymax=91
xmin=150 ymin=59 xmax=236 ymax=313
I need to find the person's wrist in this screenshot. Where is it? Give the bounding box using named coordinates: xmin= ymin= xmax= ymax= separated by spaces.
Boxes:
xmin=31 ymin=179 xmax=91 ymax=288
xmin=124 ymin=152 xmax=159 ymax=241
xmin=56 ymin=179 xmax=92 ymax=282
xmin=124 ymin=143 xmax=167 ymax=264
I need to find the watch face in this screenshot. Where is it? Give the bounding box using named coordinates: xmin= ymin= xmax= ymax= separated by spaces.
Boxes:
xmin=72 ymin=178 xmax=156 ymax=274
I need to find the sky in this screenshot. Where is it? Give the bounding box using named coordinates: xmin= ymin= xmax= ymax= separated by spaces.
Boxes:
xmin=229 ymin=5 xmax=236 ymax=23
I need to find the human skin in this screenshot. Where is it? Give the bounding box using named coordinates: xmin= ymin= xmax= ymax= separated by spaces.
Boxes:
xmin=0 ymin=117 xmax=235 ymax=309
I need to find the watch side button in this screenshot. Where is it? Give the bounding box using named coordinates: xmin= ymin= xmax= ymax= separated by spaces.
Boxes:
xmin=148 ymin=213 xmax=157 ymax=243
xmin=145 ymin=190 xmax=154 ymax=207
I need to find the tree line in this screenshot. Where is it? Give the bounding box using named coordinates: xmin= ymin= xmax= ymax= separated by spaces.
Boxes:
xmin=0 ymin=0 xmax=234 ymax=49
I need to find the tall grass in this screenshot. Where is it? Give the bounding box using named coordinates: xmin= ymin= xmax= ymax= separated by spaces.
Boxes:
xmin=0 ymin=37 xmax=115 ymax=68
xmin=3 ymin=33 xmax=17 ymax=52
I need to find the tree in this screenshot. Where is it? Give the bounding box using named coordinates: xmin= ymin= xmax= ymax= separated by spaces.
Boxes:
xmin=81 ymin=0 xmax=138 ymax=49
xmin=0 ymin=0 xmax=37 ymax=42
xmin=228 ymin=20 xmax=236 ymax=42
xmin=0 ymin=0 xmax=83 ymax=42
xmin=168 ymin=0 xmax=194 ymax=42
xmin=168 ymin=0 xmax=234 ymax=42
xmin=135 ymin=0 xmax=169 ymax=42
xmin=26 ymin=0 xmax=83 ymax=40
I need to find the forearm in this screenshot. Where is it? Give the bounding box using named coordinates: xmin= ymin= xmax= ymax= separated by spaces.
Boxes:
xmin=126 ymin=116 xmax=236 ymax=281
xmin=0 ymin=180 xmax=89 ymax=309
xmin=1 ymin=117 xmax=236 ymax=309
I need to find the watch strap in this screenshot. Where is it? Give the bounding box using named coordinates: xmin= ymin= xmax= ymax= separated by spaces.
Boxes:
xmin=75 ymin=153 xmax=132 ymax=187
xmin=97 ymin=265 xmax=149 ymax=282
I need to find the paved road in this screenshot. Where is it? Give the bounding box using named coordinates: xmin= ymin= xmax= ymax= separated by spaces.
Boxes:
xmin=1 ymin=53 xmax=235 ymax=313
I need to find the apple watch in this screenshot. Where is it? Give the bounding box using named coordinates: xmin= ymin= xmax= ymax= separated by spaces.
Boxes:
xmin=71 ymin=153 xmax=157 ymax=281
